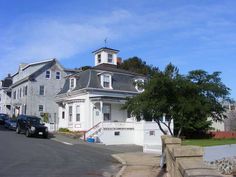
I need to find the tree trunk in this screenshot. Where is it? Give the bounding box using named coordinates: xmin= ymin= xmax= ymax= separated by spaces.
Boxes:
xmin=177 ymin=127 xmax=182 ymax=138
xmin=155 ymin=119 xmax=173 ymax=136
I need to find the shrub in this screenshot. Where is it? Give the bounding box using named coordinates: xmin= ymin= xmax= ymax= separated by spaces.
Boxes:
xmin=58 ymin=128 xmax=70 ymax=132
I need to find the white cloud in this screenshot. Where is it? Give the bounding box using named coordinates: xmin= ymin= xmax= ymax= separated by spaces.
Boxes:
xmin=0 ymin=3 xmax=236 ymax=78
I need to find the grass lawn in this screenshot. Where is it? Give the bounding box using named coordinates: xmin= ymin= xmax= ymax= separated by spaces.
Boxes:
xmin=182 ymin=138 xmax=236 ymax=147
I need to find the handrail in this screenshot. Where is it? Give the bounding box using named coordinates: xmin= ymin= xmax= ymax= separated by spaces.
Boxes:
xmin=83 ymin=122 xmax=102 ymax=141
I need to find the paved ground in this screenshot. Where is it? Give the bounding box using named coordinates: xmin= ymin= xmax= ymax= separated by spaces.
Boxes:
xmin=204 ymin=144 xmax=236 ymax=161
xmin=112 ymin=152 xmax=165 ymax=177
xmin=0 ymin=125 xmax=141 ymax=177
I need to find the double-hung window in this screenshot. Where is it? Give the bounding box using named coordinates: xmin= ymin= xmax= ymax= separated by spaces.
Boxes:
xmin=56 ymin=72 xmax=61 ymax=80
xmin=39 ymin=105 xmax=44 ymax=112
xmin=69 ymin=106 xmax=73 ymax=122
xmin=76 ymin=105 xmax=80 ymax=122
xmin=103 ymin=75 xmax=110 ymax=88
xmin=45 ymin=70 xmax=51 ymax=79
xmin=39 ymin=85 xmax=45 ymax=95
xmin=97 ymin=54 xmax=101 ymax=63
xmin=108 ymin=53 xmax=113 ymax=63
xmin=70 ymin=78 xmax=76 ymax=89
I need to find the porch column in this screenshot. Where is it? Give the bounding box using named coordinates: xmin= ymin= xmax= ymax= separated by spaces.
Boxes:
xmin=100 ymin=101 xmax=103 ymax=121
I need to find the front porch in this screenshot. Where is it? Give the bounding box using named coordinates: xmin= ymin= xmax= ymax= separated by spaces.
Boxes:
xmin=58 ymin=96 xmax=134 ymax=131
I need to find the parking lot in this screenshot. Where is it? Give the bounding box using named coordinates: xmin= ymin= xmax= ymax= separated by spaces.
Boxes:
xmin=0 ymin=125 xmax=120 ymax=177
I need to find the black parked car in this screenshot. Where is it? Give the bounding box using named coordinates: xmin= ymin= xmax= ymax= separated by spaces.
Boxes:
xmin=4 ymin=118 xmax=17 ymax=130
xmin=16 ymin=115 xmax=48 ymax=138
xmin=0 ymin=113 xmax=9 ymax=125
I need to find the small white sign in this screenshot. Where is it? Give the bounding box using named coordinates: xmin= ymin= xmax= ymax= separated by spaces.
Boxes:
xmin=39 ymin=132 xmax=43 ymax=135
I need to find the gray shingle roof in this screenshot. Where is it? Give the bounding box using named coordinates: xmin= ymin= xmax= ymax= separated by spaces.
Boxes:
xmin=58 ymin=64 xmax=146 ymax=94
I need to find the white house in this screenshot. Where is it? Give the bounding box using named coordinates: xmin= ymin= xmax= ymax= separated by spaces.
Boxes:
xmin=56 ymin=47 xmax=173 ymax=152
xmin=0 ymin=74 xmax=12 ymax=115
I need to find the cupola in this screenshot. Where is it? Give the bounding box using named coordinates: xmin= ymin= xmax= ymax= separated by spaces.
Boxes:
xmin=92 ymin=47 xmax=120 ymax=66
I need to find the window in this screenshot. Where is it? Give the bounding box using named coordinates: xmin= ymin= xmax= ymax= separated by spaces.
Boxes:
xmin=24 ymin=86 xmax=27 ymax=96
xmin=135 ymin=79 xmax=144 ymax=92
xmin=20 ymin=88 xmax=22 ymax=98
xmin=76 ymin=105 xmax=80 ymax=122
xmin=13 ymin=91 xmax=16 ymax=99
xmin=62 ymin=111 xmax=65 ymax=119
xmin=0 ymin=94 xmax=1 ymax=102
xmin=39 ymin=85 xmax=45 ymax=95
xmin=39 ymin=105 xmax=44 ymax=112
xmin=149 ymin=131 xmax=155 ymax=136
xmin=45 ymin=70 xmax=51 ymax=79
xmin=70 ymin=78 xmax=76 ymax=89
xmin=56 ymin=71 xmax=61 ymax=80
xmin=103 ymin=75 xmax=111 ymax=88
xmin=69 ymin=106 xmax=73 ymax=122
xmin=23 ymin=104 xmax=27 ymax=114
xmin=103 ymin=104 xmax=111 ymax=121
xmin=114 ymin=131 xmax=120 ymax=136
xmin=108 ymin=53 xmax=113 ymax=63
xmin=97 ymin=54 xmax=101 ymax=63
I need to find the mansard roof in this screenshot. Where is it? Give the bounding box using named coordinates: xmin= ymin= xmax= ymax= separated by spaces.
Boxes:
xmin=58 ymin=64 xmax=146 ymax=94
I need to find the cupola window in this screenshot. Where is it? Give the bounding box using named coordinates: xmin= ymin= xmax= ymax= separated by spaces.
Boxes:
xmin=97 ymin=54 xmax=101 ymax=63
xmin=108 ymin=53 xmax=113 ymax=63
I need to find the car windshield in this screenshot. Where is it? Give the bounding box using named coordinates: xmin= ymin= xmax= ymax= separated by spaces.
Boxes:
xmin=10 ymin=119 xmax=16 ymax=123
xmin=0 ymin=115 xmax=9 ymax=119
xmin=28 ymin=117 xmax=42 ymax=125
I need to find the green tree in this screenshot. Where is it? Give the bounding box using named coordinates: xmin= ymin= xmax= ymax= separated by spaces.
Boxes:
xmin=118 ymin=56 xmax=158 ymax=75
xmin=123 ymin=64 xmax=230 ymax=137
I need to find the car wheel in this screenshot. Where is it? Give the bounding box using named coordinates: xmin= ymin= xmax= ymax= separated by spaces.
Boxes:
xmin=16 ymin=127 xmax=21 ymax=134
xmin=26 ymin=129 xmax=31 ymax=137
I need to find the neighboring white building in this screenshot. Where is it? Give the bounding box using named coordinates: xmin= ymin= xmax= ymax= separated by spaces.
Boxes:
xmin=56 ymin=47 xmax=173 ymax=151
xmin=0 ymin=74 xmax=12 ymax=115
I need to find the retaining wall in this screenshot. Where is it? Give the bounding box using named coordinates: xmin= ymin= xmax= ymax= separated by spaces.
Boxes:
xmin=161 ymin=135 xmax=223 ymax=177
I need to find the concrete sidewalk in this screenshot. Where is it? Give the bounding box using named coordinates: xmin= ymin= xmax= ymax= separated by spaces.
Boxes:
xmin=112 ymin=152 xmax=166 ymax=177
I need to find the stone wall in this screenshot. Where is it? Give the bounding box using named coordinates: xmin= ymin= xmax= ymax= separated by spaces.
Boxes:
xmin=161 ymin=135 xmax=223 ymax=177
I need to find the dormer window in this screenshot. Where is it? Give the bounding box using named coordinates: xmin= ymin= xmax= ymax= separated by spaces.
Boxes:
xmin=135 ymin=79 xmax=144 ymax=92
xmin=101 ymin=74 xmax=112 ymax=89
xmin=70 ymin=78 xmax=76 ymax=89
xmin=108 ymin=53 xmax=113 ymax=63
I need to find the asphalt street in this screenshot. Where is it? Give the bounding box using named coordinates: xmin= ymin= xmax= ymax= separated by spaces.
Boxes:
xmin=0 ymin=125 xmax=120 ymax=177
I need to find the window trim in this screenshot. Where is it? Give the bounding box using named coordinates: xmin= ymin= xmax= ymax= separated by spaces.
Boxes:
xmin=45 ymin=70 xmax=51 ymax=79
xmin=135 ymin=79 xmax=144 ymax=92
xmin=69 ymin=78 xmax=76 ymax=90
xmin=101 ymin=74 xmax=112 ymax=89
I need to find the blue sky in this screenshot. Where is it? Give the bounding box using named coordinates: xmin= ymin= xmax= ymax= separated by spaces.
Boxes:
xmin=0 ymin=0 xmax=236 ymax=98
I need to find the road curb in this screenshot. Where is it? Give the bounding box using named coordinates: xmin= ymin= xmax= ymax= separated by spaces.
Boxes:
xmin=112 ymin=154 xmax=127 ymax=177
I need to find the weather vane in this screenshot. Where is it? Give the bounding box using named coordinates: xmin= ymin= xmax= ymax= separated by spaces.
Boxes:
xmin=104 ymin=38 xmax=107 ymax=47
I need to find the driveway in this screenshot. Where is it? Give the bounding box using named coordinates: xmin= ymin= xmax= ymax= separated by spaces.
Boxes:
xmin=0 ymin=125 xmax=122 ymax=177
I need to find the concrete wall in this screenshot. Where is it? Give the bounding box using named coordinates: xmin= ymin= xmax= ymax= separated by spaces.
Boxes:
xmin=161 ymin=136 xmax=223 ymax=177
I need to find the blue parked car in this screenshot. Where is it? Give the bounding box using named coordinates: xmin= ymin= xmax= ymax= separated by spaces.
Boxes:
xmin=4 ymin=119 xmax=17 ymax=130
xmin=0 ymin=113 xmax=9 ymax=125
